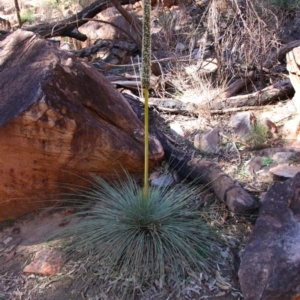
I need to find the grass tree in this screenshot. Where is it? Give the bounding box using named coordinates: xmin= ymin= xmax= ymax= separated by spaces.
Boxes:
xmin=52 ymin=1 xmax=221 ymax=297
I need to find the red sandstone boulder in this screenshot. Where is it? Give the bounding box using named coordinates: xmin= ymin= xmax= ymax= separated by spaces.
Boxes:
xmin=0 ymin=30 xmax=163 ymax=222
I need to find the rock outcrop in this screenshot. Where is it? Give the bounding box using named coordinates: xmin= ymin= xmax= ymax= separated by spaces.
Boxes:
xmin=0 ymin=30 xmax=163 ymax=222
xmin=239 ymin=172 xmax=300 ymax=300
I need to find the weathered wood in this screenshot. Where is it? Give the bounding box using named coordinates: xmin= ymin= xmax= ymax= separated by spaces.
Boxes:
xmin=203 ymin=80 xmax=294 ymax=110
xmin=23 ymin=0 xmax=137 ymax=40
xmin=111 ymin=75 xmax=159 ymax=89
xmin=0 ymin=30 xmax=163 ymax=222
xmin=210 ymin=105 xmax=268 ymax=114
xmin=263 ymin=40 xmax=300 ymax=69
xmin=124 ymin=79 xmax=294 ymax=115
xmin=277 ymin=40 xmax=300 ymax=63
xmin=110 ymin=0 xmax=142 ymax=50
xmin=215 ymin=71 xmax=255 ymax=99
xmin=156 ymin=140 xmax=259 ymax=214
xmin=74 ymin=39 xmax=137 ymax=58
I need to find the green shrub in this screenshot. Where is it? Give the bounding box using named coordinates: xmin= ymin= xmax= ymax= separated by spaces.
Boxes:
xmin=262 ymin=156 xmax=274 ymax=167
xmin=247 ymin=122 xmax=269 ymax=149
xmin=20 ymin=9 xmax=35 ymax=24
xmin=5 ymin=219 xmax=15 ymax=227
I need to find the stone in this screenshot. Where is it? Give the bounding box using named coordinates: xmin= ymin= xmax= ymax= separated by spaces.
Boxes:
xmin=239 ymin=172 xmax=300 ymax=300
xmin=169 ymin=122 xmax=185 ymax=138
xmin=184 ymin=65 xmax=199 ymax=75
xmin=245 ymin=157 xmax=263 ymax=175
xmin=151 ymin=174 xmax=176 ymax=187
xmin=231 ymin=112 xmax=253 ymax=140
xmin=175 ymin=42 xmax=187 ymax=53
xmin=60 ymin=42 xmax=74 ymax=52
xmin=272 ymin=152 xmax=296 ymax=163
xmin=194 ymin=128 xmax=220 ymax=154
xmin=254 ymin=147 xmax=297 ymax=157
xmin=0 ymin=30 xmax=163 ymax=222
xmin=282 ymin=118 xmax=300 ymax=140
xmin=269 ymin=164 xmax=300 ymax=178
xmin=197 ymin=58 xmax=218 ymax=73
xmin=287 ymin=47 xmax=300 ymax=113
xmin=23 ymin=249 xmax=64 ymax=276
xmin=177 ymin=119 xmax=204 ymax=136
xmin=259 ymin=117 xmax=278 ymax=137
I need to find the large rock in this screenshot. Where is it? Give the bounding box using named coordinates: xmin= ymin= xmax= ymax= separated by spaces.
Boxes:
xmin=0 ymin=30 xmax=163 ymax=221
xmin=238 ymin=172 xmax=300 ymax=300
xmin=287 ymin=46 xmax=300 ymax=113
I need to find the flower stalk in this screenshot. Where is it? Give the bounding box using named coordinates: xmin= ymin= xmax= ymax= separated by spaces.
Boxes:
xmin=141 ymin=0 xmax=151 ymax=199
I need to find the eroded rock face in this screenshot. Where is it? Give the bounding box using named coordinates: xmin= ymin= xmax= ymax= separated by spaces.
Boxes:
xmin=0 ymin=30 xmax=163 ymax=221
xmin=238 ymin=172 xmax=300 ymax=300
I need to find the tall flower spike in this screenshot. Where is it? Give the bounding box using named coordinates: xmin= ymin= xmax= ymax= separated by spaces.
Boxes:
xmin=142 ymin=0 xmax=151 ymax=198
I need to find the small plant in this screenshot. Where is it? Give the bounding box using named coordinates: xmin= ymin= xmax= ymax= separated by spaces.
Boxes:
xmin=5 ymin=219 xmax=15 ymax=227
xmin=236 ymin=165 xmax=250 ymax=179
xmin=52 ymin=172 xmax=220 ymax=295
xmin=20 ymin=9 xmax=35 ymax=24
xmin=289 ymin=155 xmax=299 ymax=163
xmin=247 ymin=122 xmax=269 ymax=149
xmin=262 ymin=156 xmax=274 ymax=167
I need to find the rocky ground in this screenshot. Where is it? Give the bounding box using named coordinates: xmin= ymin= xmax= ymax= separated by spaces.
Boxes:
xmin=1 ymin=0 xmax=300 ymax=299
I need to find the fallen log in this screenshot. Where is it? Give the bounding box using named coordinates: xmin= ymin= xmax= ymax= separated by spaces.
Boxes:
xmin=126 ymin=79 xmax=294 ymax=116
xmin=215 ymin=71 xmax=255 ymax=99
xmin=202 ymin=79 xmax=294 ymax=110
xmin=263 ymin=40 xmax=300 ymax=69
xmin=110 ymin=0 xmax=142 ymax=50
xmin=155 ymin=130 xmax=259 ymax=214
xmin=23 ymin=0 xmax=137 ymax=40
xmin=74 ymin=39 xmax=138 ymax=58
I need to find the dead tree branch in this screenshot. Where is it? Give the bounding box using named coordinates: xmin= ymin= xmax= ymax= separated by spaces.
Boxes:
xmin=23 ymin=0 xmax=137 ymax=41
xmin=203 ymin=80 xmax=294 ymax=110
xmin=215 ymin=71 xmax=255 ymax=99
xmin=110 ymin=0 xmax=142 ymax=50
